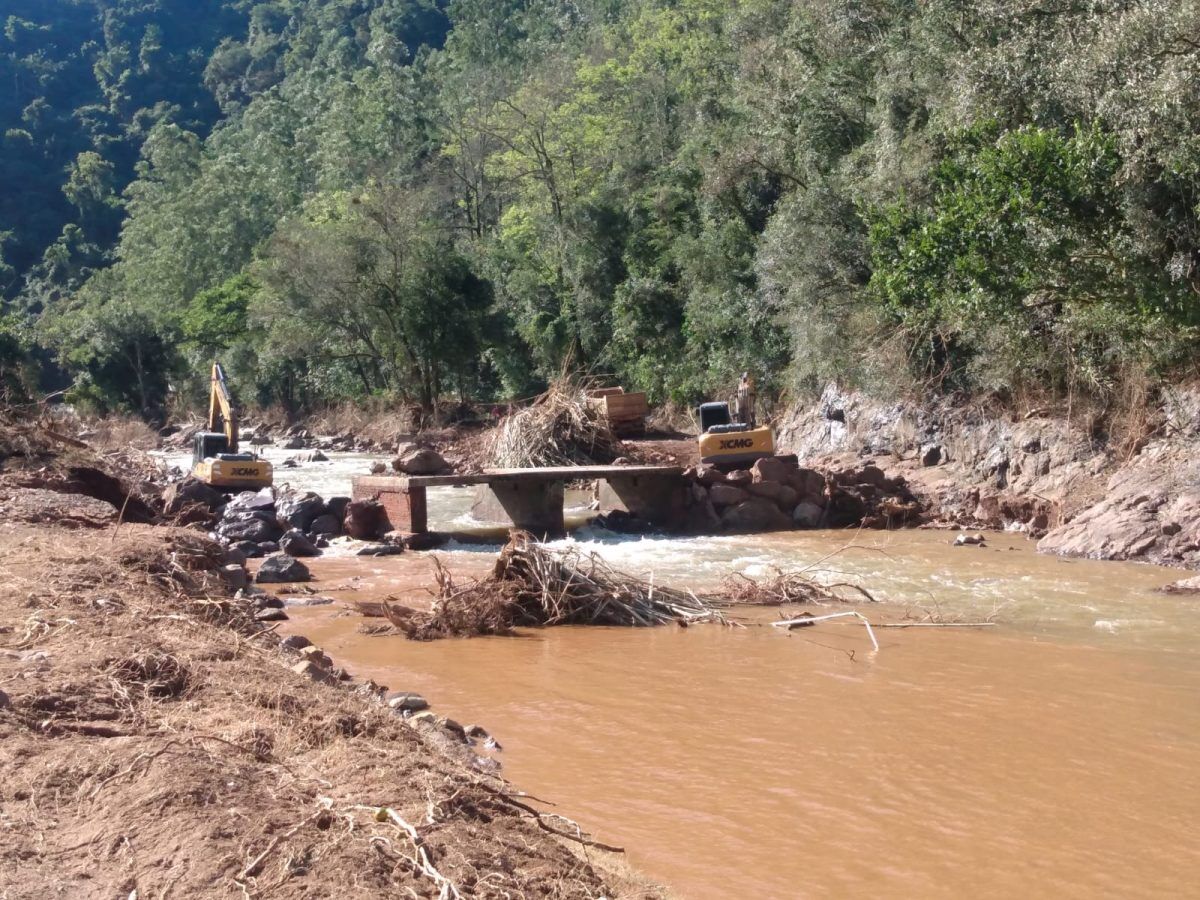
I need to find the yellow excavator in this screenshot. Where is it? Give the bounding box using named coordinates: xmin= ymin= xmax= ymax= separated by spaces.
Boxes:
xmin=697 ymin=372 xmax=775 ymax=466
xmin=191 ymin=362 xmax=273 ymax=489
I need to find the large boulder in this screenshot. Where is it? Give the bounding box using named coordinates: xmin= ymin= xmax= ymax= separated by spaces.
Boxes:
xmin=721 ymin=498 xmax=793 ymax=533
xmin=308 ymin=513 xmax=342 ymax=536
xmin=326 ymin=496 xmax=352 ymax=521
xmin=223 ymin=487 xmax=276 ymax=514
xmin=792 ymin=502 xmax=825 ymax=529
xmin=709 ymin=483 xmax=750 ymax=508
xmin=746 ymin=480 xmax=798 ymax=509
xmin=280 ymin=436 xmax=307 ymax=450
xmin=216 ymin=509 xmax=283 ymax=544
xmin=395 ymin=447 xmax=450 ymax=476
xmin=725 ymin=469 xmax=752 ymax=487
xmin=294 ymin=449 xmax=329 ymax=463
xmin=162 ymin=478 xmax=224 ymax=518
xmin=276 ymin=491 xmax=326 ymax=531
xmin=255 ymin=554 xmax=311 ymax=584
xmin=693 ymin=464 xmax=727 ymax=486
xmin=344 ymin=499 xmax=386 ymax=540
xmin=787 ymin=468 xmax=827 ymax=503
xmin=279 ymin=529 xmax=320 ymax=557
xmin=751 ymin=456 xmax=793 ymax=485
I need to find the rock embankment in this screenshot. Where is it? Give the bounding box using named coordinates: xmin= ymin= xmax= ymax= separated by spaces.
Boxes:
xmin=672 ymin=456 xmax=920 ymax=534
xmin=777 ymin=383 xmax=1200 ymax=567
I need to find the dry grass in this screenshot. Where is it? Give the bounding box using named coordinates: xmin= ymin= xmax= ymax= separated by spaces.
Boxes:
xmin=486 ymin=379 xmax=623 ymax=468
xmin=82 ymin=413 xmax=160 ymax=451
xmin=0 ymin=524 xmax=661 ymax=899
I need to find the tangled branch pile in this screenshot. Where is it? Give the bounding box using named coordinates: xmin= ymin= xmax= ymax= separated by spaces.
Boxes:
xmin=386 ymin=534 xmax=729 ymax=640
xmin=487 ymin=380 xmax=623 ymax=469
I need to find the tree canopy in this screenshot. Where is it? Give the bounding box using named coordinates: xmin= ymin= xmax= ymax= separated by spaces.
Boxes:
xmin=3 ymin=0 xmax=1199 ymax=416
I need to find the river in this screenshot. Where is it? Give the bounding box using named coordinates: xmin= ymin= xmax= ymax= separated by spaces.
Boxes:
xmin=197 ymin=449 xmax=1200 ymax=896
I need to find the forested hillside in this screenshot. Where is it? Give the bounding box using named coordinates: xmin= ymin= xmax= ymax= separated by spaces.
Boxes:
xmin=2 ymin=1 xmax=1198 ymax=419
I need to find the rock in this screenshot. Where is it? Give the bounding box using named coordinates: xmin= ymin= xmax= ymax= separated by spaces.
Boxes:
xmin=464 ymin=724 xmax=490 ymax=740
xmin=709 ymin=483 xmax=750 ymax=507
xmin=257 ymin=541 xmax=280 ymax=555
xmin=746 ymin=481 xmax=798 ymax=509
xmin=409 ymin=710 xmax=439 ymax=726
xmin=344 ymin=499 xmax=386 ymax=540
xmin=224 ymin=488 xmax=276 ymax=514
xmin=216 ymin=510 xmax=283 ymax=544
xmin=231 ymin=540 xmax=265 ymax=559
xmin=223 ymin=546 xmax=247 ymax=566
xmin=326 ymin=497 xmax=352 ymax=521
xmin=396 ymin=447 xmax=450 ymax=476
xmin=787 ymin=467 xmax=826 ymax=502
xmin=356 ymin=543 xmax=404 ymax=556
xmin=279 ymin=529 xmax=320 ymax=557
xmin=920 ymin=444 xmax=943 ymax=467
xmin=825 ymin=491 xmax=868 ymax=527
xmin=255 ymin=607 xmax=289 ymax=622
xmin=299 ymin=645 xmax=333 ymax=669
xmin=725 ymin=469 xmax=752 ymax=487
xmin=1160 ymin=576 xmax=1200 ymax=594
xmin=751 ymin=456 xmax=793 ymax=484
xmin=403 ymin=532 xmax=447 ymax=551
xmin=162 ymin=478 xmax=224 ymax=516
xmin=0 ymin=688 xmax=9 ymax=710
xmin=291 ymin=660 xmax=331 ymax=683
xmin=158 ymin=423 xmax=181 ymax=438
xmin=276 ymin=491 xmax=326 ymax=531
xmin=280 ymin=635 xmax=312 ymax=652
xmin=295 ymin=450 xmax=329 ymax=463
xmin=370 ymin=461 xmax=387 ymax=475
xmin=440 ymin=717 xmax=467 ymax=740
xmin=386 ymin=692 xmax=429 ymax=712
xmin=693 ymin=463 xmax=727 ymax=486
xmin=220 ymin=564 xmax=249 ymax=591
xmin=721 ymin=498 xmax=793 ymax=533
xmin=255 ymin=554 xmax=312 ymax=584
xmin=281 ymin=458 xmax=299 ymax=468
xmin=257 ymin=594 xmax=284 ymax=609
xmin=792 ymin=502 xmax=825 ymax=528
xmin=281 ymin=436 xmax=306 ymax=450
xmin=309 ymin=514 xmax=341 ymax=536
xmin=282 ymin=595 xmax=334 ymax=607
xmin=953 ymin=533 xmax=987 ymax=546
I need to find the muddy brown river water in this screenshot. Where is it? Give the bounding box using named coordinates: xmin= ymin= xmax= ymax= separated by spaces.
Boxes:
xmin=279 ymin=528 xmax=1200 ymax=899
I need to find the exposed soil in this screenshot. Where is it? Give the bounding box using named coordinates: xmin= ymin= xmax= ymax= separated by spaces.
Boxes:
xmin=0 ymin=523 xmax=658 ymax=899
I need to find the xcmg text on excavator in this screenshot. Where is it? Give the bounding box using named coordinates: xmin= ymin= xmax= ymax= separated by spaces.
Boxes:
xmin=191 ymin=363 xmax=273 ymax=489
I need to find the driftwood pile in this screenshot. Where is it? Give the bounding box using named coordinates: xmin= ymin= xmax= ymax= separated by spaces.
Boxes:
xmin=380 ymin=533 xmax=869 ymax=641
xmin=487 ymin=380 xmax=623 ymax=469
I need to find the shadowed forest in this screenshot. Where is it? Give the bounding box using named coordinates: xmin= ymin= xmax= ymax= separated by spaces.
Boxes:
xmin=2 ymin=0 xmax=1198 ymax=419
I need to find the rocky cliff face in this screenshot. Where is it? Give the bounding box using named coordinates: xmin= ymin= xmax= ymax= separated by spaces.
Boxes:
xmin=775 ymin=384 xmax=1200 ymax=568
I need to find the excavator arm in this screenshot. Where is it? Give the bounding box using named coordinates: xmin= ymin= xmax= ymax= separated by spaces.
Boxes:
xmin=207 ymin=362 xmax=238 ymax=455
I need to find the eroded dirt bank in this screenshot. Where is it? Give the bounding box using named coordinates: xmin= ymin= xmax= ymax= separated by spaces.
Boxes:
xmin=0 ymin=523 xmax=655 ymax=899
xmin=777 ymin=383 xmax=1200 ymax=569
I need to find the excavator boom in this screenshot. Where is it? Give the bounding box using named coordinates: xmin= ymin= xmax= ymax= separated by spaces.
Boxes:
xmin=208 ymin=363 xmax=238 ymax=454
xmin=192 ymin=361 xmax=271 ymax=490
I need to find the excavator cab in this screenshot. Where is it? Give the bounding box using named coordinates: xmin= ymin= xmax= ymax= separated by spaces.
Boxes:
xmin=191 ymin=363 xmax=273 ymax=490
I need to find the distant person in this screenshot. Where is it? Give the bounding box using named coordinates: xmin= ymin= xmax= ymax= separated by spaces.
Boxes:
xmin=736 ymin=372 xmax=756 ymax=427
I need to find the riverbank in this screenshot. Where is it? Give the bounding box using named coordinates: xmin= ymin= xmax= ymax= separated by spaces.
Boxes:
xmin=0 ymin=522 xmax=657 ymax=898
xmin=777 ymin=383 xmax=1200 ymax=569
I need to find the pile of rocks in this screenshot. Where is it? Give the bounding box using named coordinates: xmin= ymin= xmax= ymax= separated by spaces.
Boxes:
xmin=680 ymin=457 xmax=922 ymax=533
xmin=164 ymin=479 xmax=415 ymax=558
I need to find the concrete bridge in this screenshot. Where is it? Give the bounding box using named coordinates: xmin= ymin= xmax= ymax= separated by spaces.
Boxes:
xmin=352 ymin=465 xmax=685 ymax=539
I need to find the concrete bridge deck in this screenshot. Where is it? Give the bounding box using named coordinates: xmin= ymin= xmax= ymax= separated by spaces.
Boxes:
xmin=353 ymin=465 xmax=685 ymax=538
